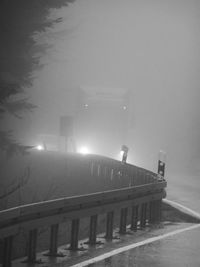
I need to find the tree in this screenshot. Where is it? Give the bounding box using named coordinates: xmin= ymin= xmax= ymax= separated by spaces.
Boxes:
xmin=0 ymin=0 xmax=75 ymax=156
xmin=0 ymin=0 xmax=76 ymax=212
xmin=0 ymin=81 xmax=35 ymax=156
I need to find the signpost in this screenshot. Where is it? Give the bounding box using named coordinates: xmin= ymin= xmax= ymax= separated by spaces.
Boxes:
xmin=158 ymin=150 xmax=166 ymax=178
xmin=121 ymin=145 xmax=129 ymax=164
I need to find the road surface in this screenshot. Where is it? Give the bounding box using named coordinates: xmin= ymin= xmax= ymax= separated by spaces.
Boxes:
xmin=166 ymin=174 xmax=200 ymax=214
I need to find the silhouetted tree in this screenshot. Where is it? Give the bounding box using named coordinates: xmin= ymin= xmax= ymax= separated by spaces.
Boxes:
xmin=0 ymin=0 xmax=75 ymax=156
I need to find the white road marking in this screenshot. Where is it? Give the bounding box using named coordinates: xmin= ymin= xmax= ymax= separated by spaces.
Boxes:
xmin=70 ymin=200 xmax=200 ymax=267
xmin=163 ymin=199 xmax=200 ymax=220
xmin=70 ymin=224 xmax=200 ymax=267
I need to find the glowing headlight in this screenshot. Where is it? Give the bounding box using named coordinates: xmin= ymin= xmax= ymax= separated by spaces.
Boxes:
xmin=36 ymin=145 xmax=44 ymax=151
xmin=120 ymin=150 xmax=124 ymax=156
xmin=78 ymin=146 xmax=90 ymax=155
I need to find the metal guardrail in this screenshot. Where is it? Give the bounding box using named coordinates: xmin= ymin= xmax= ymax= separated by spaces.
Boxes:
xmin=0 ymin=179 xmax=166 ymax=267
xmin=0 ymin=153 xmax=160 ymax=212
xmin=87 ymin=155 xmax=157 ymax=188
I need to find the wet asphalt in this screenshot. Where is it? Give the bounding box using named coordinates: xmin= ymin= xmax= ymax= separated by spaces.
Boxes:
xmin=87 ymin=227 xmax=200 ymax=267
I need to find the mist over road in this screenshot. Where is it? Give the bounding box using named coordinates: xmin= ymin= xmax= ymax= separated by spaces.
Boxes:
xmin=28 ymin=0 xmax=200 ymax=174
xmin=1 ymin=0 xmax=199 ymax=175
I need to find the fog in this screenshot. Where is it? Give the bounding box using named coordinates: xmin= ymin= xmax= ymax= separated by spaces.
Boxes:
xmin=6 ymin=0 xmax=200 ymax=174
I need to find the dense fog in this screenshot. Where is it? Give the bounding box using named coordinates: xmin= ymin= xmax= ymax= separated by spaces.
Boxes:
xmin=1 ymin=0 xmax=200 ymax=174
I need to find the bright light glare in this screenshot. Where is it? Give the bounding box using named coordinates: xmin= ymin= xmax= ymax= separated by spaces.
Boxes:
xmin=116 ymin=150 xmax=124 ymax=160
xmin=36 ymin=145 xmax=44 ymax=151
xmin=120 ymin=150 xmax=124 ymax=156
xmin=79 ymin=146 xmax=90 ymax=155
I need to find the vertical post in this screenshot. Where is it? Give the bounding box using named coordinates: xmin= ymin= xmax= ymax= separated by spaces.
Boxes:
xmin=27 ymin=229 xmax=38 ymax=262
xmin=155 ymin=200 xmax=162 ymax=223
xmin=138 ymin=169 xmax=142 ymax=185
xmin=93 ymin=162 xmax=97 ymax=177
xmin=140 ymin=203 xmax=147 ymax=228
xmin=154 ymin=200 xmax=159 ymax=223
xmin=130 ymin=205 xmax=139 ymax=231
xmin=149 ymin=200 xmax=161 ymax=223
xmin=130 ymin=168 xmax=134 ymax=186
xmin=110 ymin=169 xmax=114 ymax=181
xmin=144 ymin=203 xmax=147 ymax=225
xmin=150 ymin=200 xmax=157 ymax=223
xmin=158 ymin=160 xmax=165 ymax=177
xmin=142 ymin=171 xmax=146 ymax=184
xmin=90 ymin=162 xmax=94 ymax=176
xmin=89 ymin=215 xmax=98 ymax=245
xmin=145 ymin=172 xmax=149 ymax=184
xmin=158 ymin=151 xmax=166 ymax=178
xmin=158 ymin=200 xmax=162 ymax=222
xmin=3 ymin=236 xmax=13 ymax=267
xmin=104 ymin=166 xmax=107 ymax=178
xmin=119 ymin=208 xmax=128 ymax=234
xmin=146 ymin=173 xmax=150 ymax=183
xmin=157 ymin=150 xmax=166 ymax=222
xmin=120 ymin=145 xmax=129 ymax=164
xmin=105 ymin=211 xmax=114 ymax=240
xmin=49 ymin=224 xmax=59 ymax=256
xmin=97 ymin=164 xmax=101 ymax=177
xmin=149 ymin=201 xmax=154 ymax=223
xmin=70 ymin=219 xmax=80 ymax=250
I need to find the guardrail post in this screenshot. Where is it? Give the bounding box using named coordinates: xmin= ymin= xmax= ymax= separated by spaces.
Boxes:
xmin=105 ymin=211 xmax=114 ymax=240
xmin=142 ymin=171 xmax=146 ymax=184
xmin=97 ymin=165 xmax=101 ymax=177
xmin=149 ymin=201 xmax=155 ymax=223
xmin=156 ymin=199 xmax=162 ymax=222
xmin=155 ymin=200 xmax=159 ymax=222
xmin=89 ymin=215 xmax=98 ymax=244
xmin=149 ymin=200 xmax=161 ymax=223
xmin=130 ymin=205 xmax=138 ymax=231
xmin=119 ymin=208 xmax=128 ymax=234
xmin=104 ymin=166 xmax=107 ymax=178
xmin=90 ymin=162 xmax=94 ymax=176
xmin=3 ymin=236 xmax=13 ymax=267
xmin=27 ymin=229 xmax=38 ymax=262
xmin=140 ymin=203 xmax=147 ymax=228
xmin=110 ymin=169 xmax=114 ymax=181
xmin=70 ymin=219 xmax=80 ymax=250
xmin=49 ymin=224 xmax=59 ymax=256
xmin=149 ymin=201 xmax=153 ymax=223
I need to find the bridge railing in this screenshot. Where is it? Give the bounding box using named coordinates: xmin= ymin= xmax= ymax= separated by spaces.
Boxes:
xmin=0 ymin=178 xmax=166 ymax=267
xmin=77 ymin=155 xmax=158 ymax=192
xmin=0 ymin=153 xmax=159 ymax=212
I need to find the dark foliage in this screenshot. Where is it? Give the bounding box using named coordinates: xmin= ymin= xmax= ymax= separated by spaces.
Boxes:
xmin=0 ymin=0 xmax=75 ymax=156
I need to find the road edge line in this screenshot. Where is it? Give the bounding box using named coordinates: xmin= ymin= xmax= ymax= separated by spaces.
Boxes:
xmin=70 ymin=223 xmax=200 ymax=267
xmin=163 ymin=198 xmax=200 ymax=220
